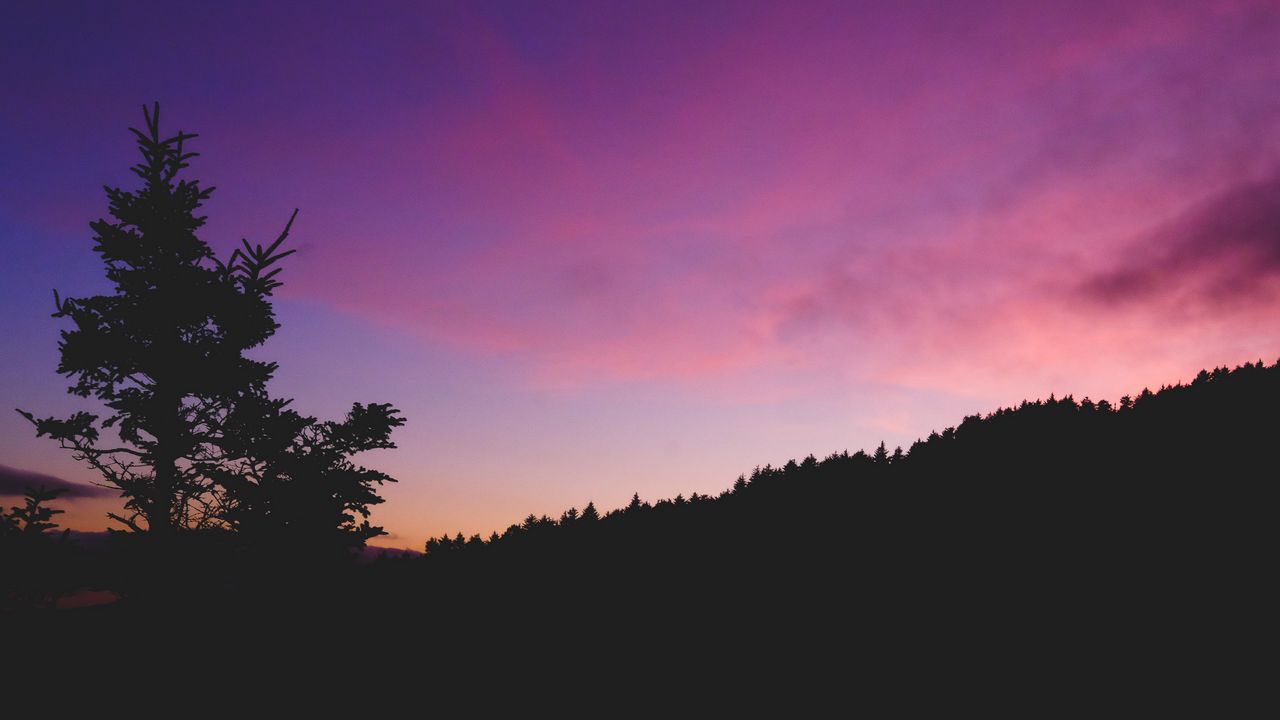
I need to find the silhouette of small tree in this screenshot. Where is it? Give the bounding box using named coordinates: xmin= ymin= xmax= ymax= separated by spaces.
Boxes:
xmin=0 ymin=486 xmax=68 ymax=538
xmin=1 ymin=487 xmax=75 ymax=609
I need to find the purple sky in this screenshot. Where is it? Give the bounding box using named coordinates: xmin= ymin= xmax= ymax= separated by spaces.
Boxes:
xmin=3 ymin=1 xmax=1279 ymax=548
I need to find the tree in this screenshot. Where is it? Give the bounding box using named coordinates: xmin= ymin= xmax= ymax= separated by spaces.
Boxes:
xmin=0 ymin=487 xmax=68 ymax=538
xmin=17 ymin=104 xmax=403 ymax=552
xmin=18 ymin=103 xmax=292 ymax=534
xmin=1 ymin=487 xmax=75 ymax=609
xmin=626 ymin=493 xmax=645 ymax=513
xmin=211 ymin=395 xmax=405 ymax=553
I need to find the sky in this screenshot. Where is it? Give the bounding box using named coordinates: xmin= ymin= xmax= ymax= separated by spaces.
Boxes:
xmin=2 ymin=0 xmax=1279 ymax=549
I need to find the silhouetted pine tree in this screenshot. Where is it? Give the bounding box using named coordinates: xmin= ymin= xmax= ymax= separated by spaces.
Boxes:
xmin=18 ymin=104 xmax=293 ymax=534
xmin=18 ymin=104 xmax=404 ymax=559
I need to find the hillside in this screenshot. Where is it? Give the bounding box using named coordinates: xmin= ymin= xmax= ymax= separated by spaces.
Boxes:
xmin=417 ymin=359 xmax=1275 ymax=565
xmin=13 ymin=361 xmax=1276 ymax=674
xmin=349 ymin=360 xmax=1277 ymax=655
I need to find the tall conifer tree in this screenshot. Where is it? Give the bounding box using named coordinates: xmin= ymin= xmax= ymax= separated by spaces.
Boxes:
xmin=19 ymin=104 xmax=293 ymax=533
xmin=20 ymin=103 xmax=404 ymax=555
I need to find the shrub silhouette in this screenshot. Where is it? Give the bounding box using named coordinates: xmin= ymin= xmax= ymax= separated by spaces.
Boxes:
xmin=1 ymin=487 xmax=77 ymax=609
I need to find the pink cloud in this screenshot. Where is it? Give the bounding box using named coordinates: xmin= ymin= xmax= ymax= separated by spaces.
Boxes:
xmin=243 ymin=0 xmax=1280 ymax=403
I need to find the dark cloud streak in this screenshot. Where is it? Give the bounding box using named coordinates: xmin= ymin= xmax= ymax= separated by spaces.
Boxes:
xmin=0 ymin=463 xmax=113 ymax=499
xmin=1081 ymin=170 xmax=1280 ymax=305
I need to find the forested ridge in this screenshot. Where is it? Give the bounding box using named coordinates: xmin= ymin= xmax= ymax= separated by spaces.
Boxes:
xmin=421 ymin=358 xmax=1275 ymax=561
xmin=345 ymin=359 xmax=1276 ymax=644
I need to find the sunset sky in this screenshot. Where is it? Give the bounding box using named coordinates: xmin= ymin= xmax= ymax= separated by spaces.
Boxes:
xmin=2 ymin=0 xmax=1279 ymax=549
